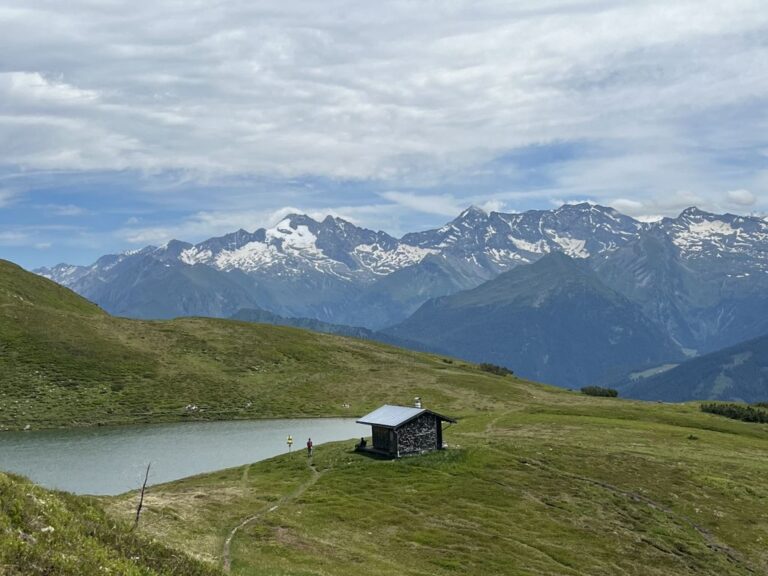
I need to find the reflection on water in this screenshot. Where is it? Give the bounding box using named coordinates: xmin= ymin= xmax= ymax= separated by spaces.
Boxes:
xmin=0 ymin=418 xmax=366 ymax=495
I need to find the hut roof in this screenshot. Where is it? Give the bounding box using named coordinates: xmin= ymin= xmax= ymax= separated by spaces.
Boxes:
xmin=357 ymin=404 xmax=456 ymax=429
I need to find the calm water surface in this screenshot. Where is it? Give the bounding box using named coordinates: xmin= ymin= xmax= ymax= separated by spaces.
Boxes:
xmin=0 ymin=418 xmax=366 ymax=495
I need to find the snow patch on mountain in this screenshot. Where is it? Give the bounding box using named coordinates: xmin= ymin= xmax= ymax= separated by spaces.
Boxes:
xmin=664 ymin=210 xmax=768 ymax=262
xmin=508 ymin=236 xmax=550 ymax=254
xmin=548 ymin=234 xmax=589 ymax=258
xmin=179 ymin=248 xmax=213 ymax=265
xmin=487 ymin=248 xmax=532 ymax=265
xmin=214 ymin=242 xmax=286 ymax=273
xmin=266 ymin=220 xmax=320 ymax=253
xmin=353 ymin=243 xmax=435 ymax=275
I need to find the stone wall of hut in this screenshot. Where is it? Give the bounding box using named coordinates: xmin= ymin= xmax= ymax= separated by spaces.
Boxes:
xmin=396 ymin=413 xmax=438 ymax=456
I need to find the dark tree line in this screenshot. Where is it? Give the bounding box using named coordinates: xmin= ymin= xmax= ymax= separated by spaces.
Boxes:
xmin=580 ymin=386 xmax=619 ymax=397
xmin=478 ymin=363 xmax=514 ymax=376
xmin=700 ymin=402 xmax=768 ymax=423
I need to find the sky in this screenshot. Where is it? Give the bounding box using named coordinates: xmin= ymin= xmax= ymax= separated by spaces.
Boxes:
xmin=1 ymin=0 xmax=766 ymax=269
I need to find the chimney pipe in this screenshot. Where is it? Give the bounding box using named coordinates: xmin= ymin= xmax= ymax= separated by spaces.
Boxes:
xmin=414 ymin=397 xmax=422 ymax=409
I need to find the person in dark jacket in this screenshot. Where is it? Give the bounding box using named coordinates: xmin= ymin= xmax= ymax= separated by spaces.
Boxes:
xmin=306 ymin=438 xmax=313 ymax=456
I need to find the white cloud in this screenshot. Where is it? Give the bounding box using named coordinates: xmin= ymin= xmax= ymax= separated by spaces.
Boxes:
xmin=379 ymin=192 xmax=464 ymax=216
xmin=2 ymin=72 xmax=98 ymax=105
xmin=0 ymin=188 xmax=17 ymax=207
xmin=609 ymin=198 xmax=645 ymax=214
xmin=117 ymin=204 xmax=330 ymax=245
xmin=40 ymin=204 xmax=91 ymax=216
xmin=0 ymin=231 xmax=28 ymax=245
xmin=2 ymin=0 xmax=768 ymax=265
xmin=725 ymin=189 xmax=756 ymax=206
xmin=0 ymin=0 xmax=765 ymax=185
xmin=477 ymin=199 xmax=506 ymax=214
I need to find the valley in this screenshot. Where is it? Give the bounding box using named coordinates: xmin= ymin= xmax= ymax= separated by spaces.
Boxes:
xmin=35 ymin=204 xmax=768 ymax=400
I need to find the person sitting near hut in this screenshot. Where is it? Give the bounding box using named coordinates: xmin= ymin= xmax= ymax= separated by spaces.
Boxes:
xmin=355 ymin=437 xmax=367 ymax=449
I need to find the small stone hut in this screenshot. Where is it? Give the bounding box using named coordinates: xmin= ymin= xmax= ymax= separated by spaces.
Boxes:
xmin=356 ymin=404 xmax=456 ymax=458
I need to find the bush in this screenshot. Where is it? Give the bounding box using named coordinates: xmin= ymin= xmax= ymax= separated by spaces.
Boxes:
xmin=478 ymin=363 xmax=514 ymax=376
xmin=752 ymin=402 xmax=768 ymax=409
xmin=700 ymin=402 xmax=768 ymax=423
xmin=580 ymin=386 xmax=618 ymax=397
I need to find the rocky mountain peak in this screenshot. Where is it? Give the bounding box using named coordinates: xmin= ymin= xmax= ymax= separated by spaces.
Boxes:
xmin=678 ymin=206 xmax=710 ymax=219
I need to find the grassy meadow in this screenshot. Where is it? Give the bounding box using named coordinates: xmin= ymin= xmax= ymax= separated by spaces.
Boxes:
xmin=105 ymin=383 xmax=768 ymax=576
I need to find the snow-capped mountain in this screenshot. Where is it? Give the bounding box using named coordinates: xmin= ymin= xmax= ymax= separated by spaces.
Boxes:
xmin=403 ymin=203 xmax=641 ymax=267
xmin=659 ymin=207 xmax=768 ymax=267
xmin=592 ymin=207 xmax=768 ymax=354
xmin=178 ymin=215 xmax=435 ymax=278
xmin=36 ymin=203 xmax=768 ymax=343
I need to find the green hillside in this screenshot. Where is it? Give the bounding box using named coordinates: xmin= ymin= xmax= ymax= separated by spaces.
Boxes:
xmin=0 ymin=259 xmax=518 ymax=430
xmin=106 ymin=393 xmax=768 ymax=576
xmin=0 ymin=471 xmax=220 ymax=575
xmin=620 ymin=333 xmax=768 ymax=402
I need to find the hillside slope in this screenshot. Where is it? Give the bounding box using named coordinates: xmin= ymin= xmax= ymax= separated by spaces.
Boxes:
xmin=0 ymin=471 xmax=220 ymax=575
xmin=107 ymin=390 xmax=768 ymax=576
xmin=230 ymin=307 xmax=433 ymax=352
xmin=620 ymin=333 xmax=768 ymax=402
xmin=0 ymin=258 xmax=515 ymax=431
xmin=385 ymin=253 xmax=683 ymax=388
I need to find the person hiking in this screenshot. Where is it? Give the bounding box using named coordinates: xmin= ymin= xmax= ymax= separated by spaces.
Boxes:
xmin=306 ymin=437 xmax=313 ymax=456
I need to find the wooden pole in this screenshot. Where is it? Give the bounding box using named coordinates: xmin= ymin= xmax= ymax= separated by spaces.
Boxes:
xmin=132 ymin=462 xmax=151 ymax=530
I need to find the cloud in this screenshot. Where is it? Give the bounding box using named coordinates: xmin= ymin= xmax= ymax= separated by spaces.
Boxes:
xmin=609 ymin=198 xmax=645 ymax=214
xmin=2 ymin=0 xmax=768 ymax=266
xmin=477 ymin=199 xmax=507 ymax=213
xmin=116 ymin=205 xmax=312 ymax=245
xmin=725 ymin=189 xmax=756 ymax=206
xmin=0 ymin=188 xmax=17 ymax=207
xmin=115 ymin=201 xmax=406 ymax=245
xmin=39 ymin=204 xmax=92 ymax=216
xmin=379 ymin=192 xmax=464 ymax=216
xmin=0 ymin=231 xmax=28 ymax=245
xmin=2 ymin=72 xmax=99 ymax=106
xmin=0 ymin=0 xmax=766 ymax=184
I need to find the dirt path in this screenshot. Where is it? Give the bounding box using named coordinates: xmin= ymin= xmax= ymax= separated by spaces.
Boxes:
xmin=222 ymin=459 xmax=322 ymax=573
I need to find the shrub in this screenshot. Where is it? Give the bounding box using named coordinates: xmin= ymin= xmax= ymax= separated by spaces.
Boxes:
xmin=752 ymin=401 xmax=768 ymax=409
xmin=478 ymin=363 xmax=514 ymax=376
xmin=700 ymin=402 xmax=768 ymax=423
xmin=580 ymin=386 xmax=618 ymax=397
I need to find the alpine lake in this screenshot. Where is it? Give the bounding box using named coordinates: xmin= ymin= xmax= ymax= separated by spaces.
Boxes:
xmin=0 ymin=418 xmax=367 ymax=495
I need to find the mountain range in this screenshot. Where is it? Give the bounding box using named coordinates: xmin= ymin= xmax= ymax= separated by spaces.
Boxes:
xmin=35 ymin=204 xmax=646 ymax=327
xmin=37 ymin=203 xmax=768 ymax=396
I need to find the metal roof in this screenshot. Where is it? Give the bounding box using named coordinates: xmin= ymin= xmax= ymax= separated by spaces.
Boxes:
xmin=356 ymin=404 xmax=456 ymax=429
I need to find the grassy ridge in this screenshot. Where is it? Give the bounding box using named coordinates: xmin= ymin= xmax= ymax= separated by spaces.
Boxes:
xmin=0 ymin=259 xmax=520 ymax=430
xmin=0 ymin=471 xmax=221 ymax=575
xmin=106 ymin=388 xmax=768 ymax=576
